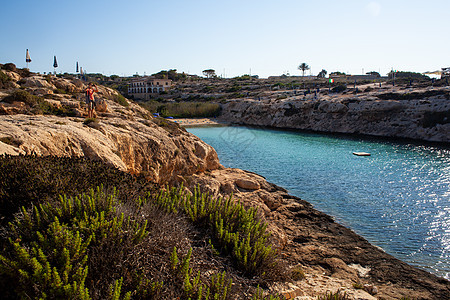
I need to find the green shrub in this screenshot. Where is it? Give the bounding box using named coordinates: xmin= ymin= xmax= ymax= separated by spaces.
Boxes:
xmin=352 ymin=282 xmax=363 ymax=289
xmin=83 ymin=118 xmax=101 ymax=130
xmin=0 ymin=187 xmax=149 ymax=299
xmin=291 ymin=265 xmax=306 ymax=281
xmin=114 ymin=94 xmax=129 ymax=107
xmin=0 ymin=155 xmax=155 ymax=226
xmin=0 ymin=71 xmax=11 ymax=89
xmin=0 ymin=136 xmax=22 ymax=147
xmin=170 ymin=247 xmax=233 ymax=300
xmin=252 ymin=286 xmax=283 ymax=300
xmin=0 ymin=156 xmax=283 ymax=299
xmin=154 ymin=186 xmax=278 ymax=277
xmin=2 ymin=90 xmax=37 ymax=106
xmin=317 ymin=289 xmax=350 ymax=300
xmin=1 ymin=63 xmax=17 ymax=72
xmin=331 ymin=84 xmax=347 ymax=93
xmin=141 ymin=101 xmax=221 ymax=118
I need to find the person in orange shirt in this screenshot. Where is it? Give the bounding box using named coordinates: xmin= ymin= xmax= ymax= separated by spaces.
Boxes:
xmin=85 ymin=83 xmax=98 ymax=118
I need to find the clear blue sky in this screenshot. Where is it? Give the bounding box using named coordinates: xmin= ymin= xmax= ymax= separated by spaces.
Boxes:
xmin=1 ymin=0 xmax=448 ymax=78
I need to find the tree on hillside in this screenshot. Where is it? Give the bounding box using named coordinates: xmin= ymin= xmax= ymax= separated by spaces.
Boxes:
xmin=203 ymin=69 xmax=216 ymax=79
xmin=317 ymin=69 xmax=327 ymax=78
xmin=366 ymin=71 xmax=381 ymax=77
xmin=298 ymin=63 xmax=310 ymax=77
xmin=330 ymin=71 xmax=346 ymax=76
xmin=152 ymin=69 xmax=187 ymax=81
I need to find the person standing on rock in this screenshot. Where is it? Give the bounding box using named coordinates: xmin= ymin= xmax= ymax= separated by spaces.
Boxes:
xmin=85 ymin=83 xmax=98 ymax=118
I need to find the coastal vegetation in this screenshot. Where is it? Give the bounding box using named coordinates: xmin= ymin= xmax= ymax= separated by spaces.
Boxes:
xmin=141 ymin=101 xmax=221 ymax=118
xmin=0 ymin=155 xmax=285 ymax=299
xmin=298 ymin=63 xmax=310 ymax=77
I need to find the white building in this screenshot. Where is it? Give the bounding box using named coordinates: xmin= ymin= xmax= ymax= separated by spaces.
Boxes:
xmin=128 ymin=77 xmax=173 ymax=100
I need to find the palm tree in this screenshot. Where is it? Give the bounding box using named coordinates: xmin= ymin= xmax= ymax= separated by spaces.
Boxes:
xmin=298 ymin=63 xmax=310 ymax=77
xmin=317 ymin=69 xmax=327 ymax=78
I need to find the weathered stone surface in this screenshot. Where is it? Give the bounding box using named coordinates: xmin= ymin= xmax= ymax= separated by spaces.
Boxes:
xmin=1 ymin=71 xmax=449 ymax=299
xmin=3 ymin=71 xmax=21 ymax=82
xmin=53 ymin=77 xmax=78 ymax=93
xmin=0 ymin=101 xmax=27 ymax=115
xmin=0 ymin=114 xmax=221 ymax=184
xmin=21 ymin=76 xmax=55 ymax=89
xmin=220 ymin=90 xmax=450 ymax=143
xmin=235 ymin=178 xmax=260 ymax=190
xmin=186 ymin=167 xmax=450 ymax=300
xmin=95 ymin=99 xmax=108 ymax=112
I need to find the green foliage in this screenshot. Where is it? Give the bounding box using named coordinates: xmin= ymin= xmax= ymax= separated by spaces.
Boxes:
xmin=170 ymin=247 xmax=232 ymax=300
xmin=0 ymin=155 xmax=154 ymax=226
xmin=298 ymin=63 xmax=310 ymax=76
xmin=0 ymin=70 xmax=12 ymax=89
xmin=291 ymin=265 xmax=306 ymax=281
xmin=152 ymin=69 xmax=187 ymax=81
xmin=388 ymin=71 xmax=429 ymax=80
xmin=0 ymin=156 xmax=281 ymax=299
xmin=114 ymin=94 xmax=129 ymax=107
xmin=0 ymin=187 xmax=149 ymax=299
xmin=226 ymin=85 xmax=242 ymax=93
xmin=2 ymin=90 xmax=38 ymax=106
xmin=331 ymin=84 xmax=347 ymax=93
xmin=317 ymin=290 xmax=350 ymax=300
xmin=376 ymin=90 xmax=449 ymax=100
xmin=317 ymin=69 xmax=327 ymax=78
xmin=352 ymin=282 xmax=363 ymax=289
xmin=1 ymin=90 xmax=76 ymax=116
xmin=155 ymin=186 xmax=278 ymax=277
xmin=0 ymin=136 xmax=22 ymax=147
xmin=141 ymin=101 xmax=221 ymax=118
xmin=252 ymin=286 xmax=283 ymax=300
xmin=83 ymin=117 xmax=99 ymax=126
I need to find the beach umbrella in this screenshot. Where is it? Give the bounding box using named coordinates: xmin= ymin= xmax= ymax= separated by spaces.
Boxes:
xmin=26 ymin=49 xmax=32 ymax=69
xmin=53 ymin=56 xmax=58 ymax=74
xmin=76 ymin=61 xmax=79 ymax=73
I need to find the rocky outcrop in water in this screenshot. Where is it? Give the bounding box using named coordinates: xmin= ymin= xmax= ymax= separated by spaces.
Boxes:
xmin=220 ymin=90 xmax=450 ymax=143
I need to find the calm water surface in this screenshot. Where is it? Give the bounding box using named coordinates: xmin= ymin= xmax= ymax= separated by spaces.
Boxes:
xmin=187 ymin=126 xmax=450 ymax=279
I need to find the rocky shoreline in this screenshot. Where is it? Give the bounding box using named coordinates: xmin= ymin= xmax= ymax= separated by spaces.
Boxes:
xmin=219 ymin=88 xmax=450 ymax=144
xmin=0 ymin=69 xmax=449 ymax=299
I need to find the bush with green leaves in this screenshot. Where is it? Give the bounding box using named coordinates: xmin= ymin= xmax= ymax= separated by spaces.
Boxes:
xmin=0 ymin=71 xmax=12 ymax=89
xmin=0 ymin=187 xmax=153 ymax=299
xmin=331 ymin=84 xmax=347 ymax=93
xmin=141 ymin=101 xmax=221 ymax=118
xmin=113 ymin=94 xmax=129 ymax=107
xmin=317 ymin=289 xmax=350 ymax=300
xmin=0 ymin=155 xmax=155 ymax=226
xmin=0 ymin=156 xmax=285 ymax=299
xmin=154 ymin=186 xmax=278 ymax=277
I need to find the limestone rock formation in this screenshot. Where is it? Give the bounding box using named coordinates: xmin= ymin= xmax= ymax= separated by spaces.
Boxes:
xmin=0 ymin=71 xmax=221 ymax=183
xmin=220 ymin=90 xmax=450 ymax=143
xmin=0 ymin=115 xmax=221 ymax=184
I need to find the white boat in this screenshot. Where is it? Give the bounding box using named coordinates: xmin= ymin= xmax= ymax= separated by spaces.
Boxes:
xmin=353 ymin=152 xmax=371 ymax=156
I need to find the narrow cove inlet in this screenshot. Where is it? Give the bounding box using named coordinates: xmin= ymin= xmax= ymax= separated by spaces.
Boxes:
xmin=187 ymin=125 xmax=450 ymax=280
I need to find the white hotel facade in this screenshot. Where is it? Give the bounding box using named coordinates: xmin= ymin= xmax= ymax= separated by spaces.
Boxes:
xmin=128 ymin=77 xmax=173 ymax=100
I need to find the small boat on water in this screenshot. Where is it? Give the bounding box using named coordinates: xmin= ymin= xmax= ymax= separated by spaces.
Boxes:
xmin=353 ymin=152 xmax=371 ymax=156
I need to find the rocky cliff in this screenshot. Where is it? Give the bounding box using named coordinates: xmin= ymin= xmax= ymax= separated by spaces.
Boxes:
xmin=220 ymin=90 xmax=450 ymax=143
xmin=0 ymin=67 xmax=449 ymax=299
xmin=0 ymin=70 xmax=220 ymax=183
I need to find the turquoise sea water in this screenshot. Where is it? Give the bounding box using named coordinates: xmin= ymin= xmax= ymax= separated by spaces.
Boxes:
xmin=187 ymin=126 xmax=450 ymax=279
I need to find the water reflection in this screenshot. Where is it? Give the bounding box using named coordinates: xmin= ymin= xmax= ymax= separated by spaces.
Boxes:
xmin=188 ymin=126 xmax=450 ymax=279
